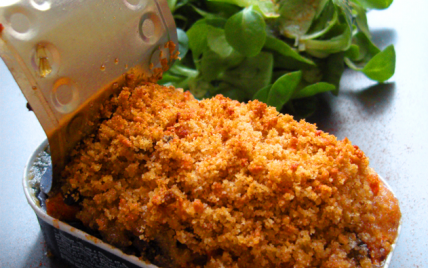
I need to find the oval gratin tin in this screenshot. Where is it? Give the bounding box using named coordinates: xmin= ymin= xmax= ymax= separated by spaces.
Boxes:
xmin=23 ymin=140 xmax=156 ymax=268
xmin=23 ymin=140 xmax=401 ymax=268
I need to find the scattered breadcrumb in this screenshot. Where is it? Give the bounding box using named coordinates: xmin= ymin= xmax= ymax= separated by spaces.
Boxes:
xmin=57 ymin=83 xmax=401 ymax=268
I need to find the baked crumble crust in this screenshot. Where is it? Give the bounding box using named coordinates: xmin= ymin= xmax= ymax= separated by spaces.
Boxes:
xmin=57 ymin=83 xmax=401 ymax=268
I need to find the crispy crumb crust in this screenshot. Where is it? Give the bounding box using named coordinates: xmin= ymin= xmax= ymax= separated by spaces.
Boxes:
xmin=59 ymin=83 xmax=401 ymax=268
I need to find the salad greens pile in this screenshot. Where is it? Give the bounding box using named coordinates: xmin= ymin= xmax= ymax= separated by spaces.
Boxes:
xmin=160 ymin=0 xmax=395 ymax=118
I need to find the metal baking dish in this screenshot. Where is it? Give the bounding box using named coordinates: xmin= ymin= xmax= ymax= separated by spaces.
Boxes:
xmin=24 ymin=139 xmax=401 ymax=268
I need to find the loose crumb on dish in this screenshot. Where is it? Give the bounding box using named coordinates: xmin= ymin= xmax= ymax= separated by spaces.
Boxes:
xmin=57 ymin=83 xmax=401 ymax=268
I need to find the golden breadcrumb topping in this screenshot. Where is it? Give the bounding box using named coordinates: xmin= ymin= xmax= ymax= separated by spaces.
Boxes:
xmin=59 ymin=83 xmax=401 ymax=268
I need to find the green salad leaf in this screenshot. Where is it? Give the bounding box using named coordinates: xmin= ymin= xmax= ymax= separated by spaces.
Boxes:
xmin=300 ymin=1 xmax=338 ymax=41
xmin=253 ymin=84 xmax=271 ymax=103
xmin=354 ymin=0 xmax=393 ymax=10
xmin=218 ymin=51 xmax=274 ymax=99
xmin=324 ymin=52 xmax=345 ymax=95
xmin=208 ymin=0 xmax=279 ymax=18
xmin=361 ymin=45 xmax=395 ymax=82
xmin=186 ymin=22 xmax=212 ymax=60
xmin=225 ymin=7 xmax=266 ymax=57
xmin=266 ymin=71 xmax=302 ymax=111
xmin=276 ymin=0 xmax=326 ymax=38
xmin=293 ymin=82 xmax=336 ymax=99
xmin=302 ymin=24 xmax=352 ymax=57
xmin=177 ymin=28 xmax=189 ymax=58
xmin=264 ymin=36 xmax=315 ymax=66
xmin=207 ymin=28 xmax=234 ymax=58
xmin=344 ymin=32 xmax=396 ymax=82
xmin=162 ymin=0 xmax=396 ymax=117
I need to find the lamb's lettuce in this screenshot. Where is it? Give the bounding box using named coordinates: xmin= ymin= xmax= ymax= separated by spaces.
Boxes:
xmin=161 ymin=0 xmax=395 ymax=116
